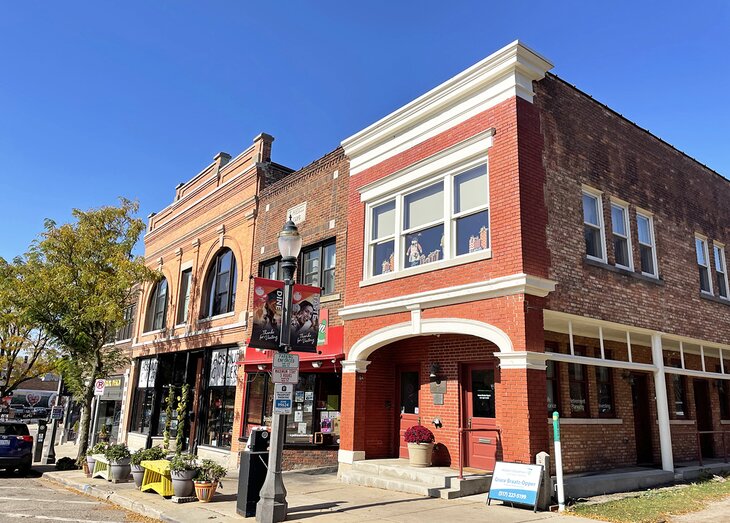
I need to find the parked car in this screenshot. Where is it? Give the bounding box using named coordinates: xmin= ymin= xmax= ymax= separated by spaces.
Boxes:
xmin=0 ymin=422 xmax=33 ymax=474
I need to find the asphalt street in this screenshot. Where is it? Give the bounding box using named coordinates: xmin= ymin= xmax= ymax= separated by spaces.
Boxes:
xmin=0 ymin=468 xmax=154 ymax=522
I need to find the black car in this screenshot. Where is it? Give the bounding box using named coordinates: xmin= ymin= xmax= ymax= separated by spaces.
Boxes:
xmin=0 ymin=422 xmax=33 ymax=473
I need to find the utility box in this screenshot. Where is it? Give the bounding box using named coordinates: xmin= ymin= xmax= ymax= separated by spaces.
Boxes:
xmin=237 ymin=428 xmax=270 ymax=517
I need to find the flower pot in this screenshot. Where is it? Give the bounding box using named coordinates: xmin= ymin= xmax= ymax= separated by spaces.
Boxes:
xmin=86 ymin=456 xmax=96 ymax=476
xmin=170 ymin=469 xmax=196 ymax=497
xmin=131 ymin=464 xmax=145 ymax=488
xmin=109 ymin=458 xmax=131 ymax=483
xmin=407 ymin=442 xmax=434 ymax=467
xmin=194 ymin=480 xmax=217 ymax=502
xmin=82 ymin=461 xmax=91 ymax=477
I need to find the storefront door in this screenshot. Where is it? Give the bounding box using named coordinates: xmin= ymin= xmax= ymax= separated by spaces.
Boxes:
xmin=396 ymin=367 xmax=420 ymax=458
xmin=694 ymin=379 xmax=714 ymax=459
xmin=462 ymin=363 xmax=497 ymax=470
xmin=188 ymin=353 xmax=205 ymax=452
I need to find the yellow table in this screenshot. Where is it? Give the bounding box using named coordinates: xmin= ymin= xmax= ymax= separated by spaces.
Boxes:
xmin=91 ymin=454 xmax=110 ymax=481
xmin=140 ymin=459 xmax=174 ymax=497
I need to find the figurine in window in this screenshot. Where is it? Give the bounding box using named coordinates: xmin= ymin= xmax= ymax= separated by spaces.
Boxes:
xmin=406 ymin=237 xmax=423 ymax=267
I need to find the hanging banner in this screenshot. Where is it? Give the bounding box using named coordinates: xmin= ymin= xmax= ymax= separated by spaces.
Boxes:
xmin=249 ymin=277 xmax=285 ymax=350
xmin=317 ymin=309 xmax=329 ymax=346
xmin=289 ymin=284 xmax=321 ymax=353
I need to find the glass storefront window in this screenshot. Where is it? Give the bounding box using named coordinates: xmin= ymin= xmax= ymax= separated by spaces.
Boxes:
xmin=131 ymin=357 xmax=158 ymax=434
xmin=202 ymin=347 xmax=239 ymax=448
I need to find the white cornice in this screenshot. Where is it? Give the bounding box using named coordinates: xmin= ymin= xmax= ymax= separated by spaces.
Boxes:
xmin=338 ymin=273 xmax=556 ymax=320
xmin=341 ymin=40 xmax=553 ymax=176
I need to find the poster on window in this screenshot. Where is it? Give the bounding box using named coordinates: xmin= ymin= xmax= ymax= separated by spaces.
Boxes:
xmin=290 ymin=284 xmax=321 ymax=353
xmin=249 ymin=278 xmax=285 ymax=350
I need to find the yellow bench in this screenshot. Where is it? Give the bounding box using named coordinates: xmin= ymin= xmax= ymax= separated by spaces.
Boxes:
xmin=91 ymin=454 xmax=110 ymax=481
xmin=140 ymin=459 xmax=174 ymax=497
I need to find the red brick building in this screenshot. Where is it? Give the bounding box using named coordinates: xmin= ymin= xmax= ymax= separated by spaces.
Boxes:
xmin=335 ymin=40 xmax=730 ymax=491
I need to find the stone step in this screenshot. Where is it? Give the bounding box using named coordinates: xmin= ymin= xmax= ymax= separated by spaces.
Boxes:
xmin=340 ymin=470 xmax=435 ymax=497
xmin=350 ymin=460 xmax=455 ymax=485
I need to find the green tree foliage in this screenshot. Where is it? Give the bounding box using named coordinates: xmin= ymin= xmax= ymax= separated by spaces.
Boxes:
xmin=25 ymin=199 xmax=157 ymax=461
xmin=0 ymin=258 xmax=58 ymax=397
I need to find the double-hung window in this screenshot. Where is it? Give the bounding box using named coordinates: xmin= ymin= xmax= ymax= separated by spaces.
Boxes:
xmin=611 ymin=202 xmax=632 ymax=270
xmin=582 ymin=189 xmax=606 ymax=262
xmin=696 ymin=236 xmax=713 ymax=294
xmin=177 ymin=268 xmax=192 ymax=324
xmin=636 ymin=212 xmax=658 ymax=277
xmin=144 ymin=279 xmax=168 ymax=332
xmin=367 ymin=162 xmax=489 ymax=278
xmin=714 ymin=243 xmax=728 ymax=299
xmin=301 ymin=241 xmax=336 ymax=295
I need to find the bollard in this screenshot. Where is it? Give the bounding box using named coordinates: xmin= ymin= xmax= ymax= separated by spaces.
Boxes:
xmin=536 ymin=451 xmax=552 ymax=510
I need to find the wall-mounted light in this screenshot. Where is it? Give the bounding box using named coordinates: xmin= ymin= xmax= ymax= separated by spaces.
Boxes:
xmin=429 ymin=362 xmax=441 ymax=380
xmin=257 ymin=364 xmax=266 ymax=371
xmin=312 ymin=360 xmax=323 ymax=368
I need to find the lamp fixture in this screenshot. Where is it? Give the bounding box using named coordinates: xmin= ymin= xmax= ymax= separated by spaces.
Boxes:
xmin=429 ymin=362 xmax=441 ymax=380
xmin=257 ymin=364 xmax=266 ymax=371
xmin=312 ymin=360 xmax=323 ymax=368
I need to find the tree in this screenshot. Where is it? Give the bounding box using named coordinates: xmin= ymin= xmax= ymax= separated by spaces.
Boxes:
xmin=0 ymin=258 xmax=58 ymax=398
xmin=26 ymin=199 xmax=157 ymax=461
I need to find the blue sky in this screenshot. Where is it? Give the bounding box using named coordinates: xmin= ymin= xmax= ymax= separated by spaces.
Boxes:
xmin=1 ymin=2 xmax=728 ymax=260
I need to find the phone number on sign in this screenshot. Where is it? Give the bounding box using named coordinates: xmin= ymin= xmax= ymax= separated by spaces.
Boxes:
xmin=497 ymin=491 xmax=527 ymax=500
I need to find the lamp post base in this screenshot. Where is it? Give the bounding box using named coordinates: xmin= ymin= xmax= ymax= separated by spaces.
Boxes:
xmin=256 ymin=412 xmax=288 ymax=523
xmin=256 ymin=498 xmax=288 ymax=523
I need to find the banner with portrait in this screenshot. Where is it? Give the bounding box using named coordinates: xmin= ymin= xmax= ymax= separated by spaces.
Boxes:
xmin=249 ymin=277 xmax=285 ymax=350
xmin=289 ymin=284 xmax=321 ymax=353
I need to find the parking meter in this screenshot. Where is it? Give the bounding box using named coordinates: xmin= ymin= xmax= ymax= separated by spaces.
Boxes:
xmin=34 ymin=420 xmax=48 ymax=462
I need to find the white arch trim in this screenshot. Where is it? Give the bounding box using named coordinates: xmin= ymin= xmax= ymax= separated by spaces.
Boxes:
xmin=348 ymin=318 xmax=514 ymax=364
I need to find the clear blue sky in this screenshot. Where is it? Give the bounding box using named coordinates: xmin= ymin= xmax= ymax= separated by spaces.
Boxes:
xmin=1 ymin=2 xmax=728 ymax=260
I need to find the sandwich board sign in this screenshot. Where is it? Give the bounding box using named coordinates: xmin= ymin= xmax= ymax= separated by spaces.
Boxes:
xmin=273 ymin=383 xmax=294 ymax=415
xmin=487 ymin=461 xmax=543 ymax=512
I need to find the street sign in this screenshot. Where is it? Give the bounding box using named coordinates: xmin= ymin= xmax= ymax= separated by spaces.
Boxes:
xmin=51 ymin=406 xmax=64 ymax=420
xmin=273 ymin=383 xmax=294 ymax=415
xmin=272 ymin=352 xmax=299 ymax=384
xmin=94 ymin=378 xmax=106 ymax=396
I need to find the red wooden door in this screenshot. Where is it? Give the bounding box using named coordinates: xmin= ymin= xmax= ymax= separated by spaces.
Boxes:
xmin=396 ymin=367 xmax=420 ymax=458
xmin=463 ymin=364 xmax=497 ymax=470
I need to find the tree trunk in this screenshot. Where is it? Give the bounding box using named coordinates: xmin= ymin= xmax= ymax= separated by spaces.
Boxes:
xmin=75 ymin=355 xmax=101 ymax=462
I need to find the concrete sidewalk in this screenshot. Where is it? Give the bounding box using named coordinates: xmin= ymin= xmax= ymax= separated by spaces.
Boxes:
xmin=42 ymin=467 xmax=598 ymax=523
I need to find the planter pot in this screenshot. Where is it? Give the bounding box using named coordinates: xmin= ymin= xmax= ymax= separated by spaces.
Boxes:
xmin=82 ymin=461 xmax=91 ymax=477
xmin=407 ymin=442 xmax=434 ymax=467
xmin=194 ymin=481 xmax=217 ymax=502
xmin=86 ymin=456 xmax=96 ymax=476
xmin=131 ymin=464 xmax=145 ymax=488
xmin=170 ymin=469 xmax=196 ymax=498
xmin=109 ymin=458 xmax=131 ymax=483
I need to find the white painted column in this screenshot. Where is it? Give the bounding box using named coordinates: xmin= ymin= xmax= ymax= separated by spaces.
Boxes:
xmin=651 ymin=333 xmax=674 ymax=472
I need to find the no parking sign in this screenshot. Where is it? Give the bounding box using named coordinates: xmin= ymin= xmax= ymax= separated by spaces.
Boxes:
xmin=94 ymin=379 xmax=106 ymax=396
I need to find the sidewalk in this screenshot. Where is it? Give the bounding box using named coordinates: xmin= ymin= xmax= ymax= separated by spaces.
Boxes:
xmin=42 ymin=466 xmax=598 ymax=523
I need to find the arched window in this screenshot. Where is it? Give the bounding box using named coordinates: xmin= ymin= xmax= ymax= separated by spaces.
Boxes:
xmin=144 ymin=278 xmax=168 ymax=332
xmin=203 ymin=249 xmax=237 ymax=318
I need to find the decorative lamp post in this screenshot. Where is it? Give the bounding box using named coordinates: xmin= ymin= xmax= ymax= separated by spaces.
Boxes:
xmin=256 ymin=217 xmax=301 ymax=523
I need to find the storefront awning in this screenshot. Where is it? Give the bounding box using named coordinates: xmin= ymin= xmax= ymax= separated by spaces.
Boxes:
xmin=242 ymin=325 xmax=344 ymax=371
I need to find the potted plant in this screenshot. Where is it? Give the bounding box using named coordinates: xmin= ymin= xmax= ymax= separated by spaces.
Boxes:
xmin=104 ymin=443 xmax=131 ymax=483
xmin=403 ymin=425 xmax=435 ymax=467
xmin=169 ymin=453 xmax=198 ymax=498
xmin=86 ymin=442 xmax=107 ymax=476
xmin=193 ymin=459 xmax=227 ymax=502
xmin=130 ymin=446 xmax=166 ymax=488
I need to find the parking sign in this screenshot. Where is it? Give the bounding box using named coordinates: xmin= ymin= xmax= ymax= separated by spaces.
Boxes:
xmin=94 ymin=378 xmax=106 ymax=396
xmin=273 ymin=383 xmax=294 ymax=415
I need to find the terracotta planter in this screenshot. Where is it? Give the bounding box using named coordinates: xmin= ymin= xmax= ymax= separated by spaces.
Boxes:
xmin=407 ymin=442 xmax=434 ymax=467
xmin=82 ymin=461 xmax=91 ymax=477
xmin=194 ymin=481 xmax=217 ymax=502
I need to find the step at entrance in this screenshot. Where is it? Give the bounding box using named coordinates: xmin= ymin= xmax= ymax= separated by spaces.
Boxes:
xmin=339 ymin=459 xmax=492 ymax=500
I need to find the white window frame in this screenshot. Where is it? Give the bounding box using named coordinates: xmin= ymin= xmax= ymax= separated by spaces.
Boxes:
xmin=714 ymin=242 xmax=729 ymax=300
xmin=636 ymin=210 xmax=658 ymax=278
xmin=582 ymin=186 xmax=607 ymax=263
xmin=362 ymin=157 xmax=490 ymax=283
xmin=610 ymin=200 xmax=633 ymax=271
xmin=696 ymin=235 xmax=713 ymax=295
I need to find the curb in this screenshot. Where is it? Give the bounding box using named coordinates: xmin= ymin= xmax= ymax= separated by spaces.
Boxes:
xmin=41 ymin=472 xmax=181 ymax=523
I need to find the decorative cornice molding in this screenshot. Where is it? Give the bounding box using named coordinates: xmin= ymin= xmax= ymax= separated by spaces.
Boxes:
xmin=339 ymin=273 xmax=556 ymax=320
xmin=495 ymin=351 xmax=548 ymax=371
xmin=341 ymin=360 xmax=372 ymax=374
xmin=341 ymin=41 xmax=552 ymax=176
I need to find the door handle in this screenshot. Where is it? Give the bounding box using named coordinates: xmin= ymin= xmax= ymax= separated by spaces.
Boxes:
xmin=468 ymin=417 xmax=472 ymax=429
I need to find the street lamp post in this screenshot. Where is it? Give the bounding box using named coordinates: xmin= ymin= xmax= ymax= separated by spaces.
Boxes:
xmin=256 ymin=218 xmax=302 ymax=523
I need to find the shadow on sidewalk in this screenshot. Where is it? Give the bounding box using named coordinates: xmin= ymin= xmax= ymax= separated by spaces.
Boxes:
xmin=286 ymin=496 xmax=429 ymax=520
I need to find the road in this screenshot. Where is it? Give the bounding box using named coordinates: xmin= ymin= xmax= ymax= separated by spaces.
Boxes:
xmin=0 ymin=469 xmax=156 ymax=522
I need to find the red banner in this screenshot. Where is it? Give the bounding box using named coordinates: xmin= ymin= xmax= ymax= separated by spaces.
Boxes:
xmin=289 ymin=284 xmax=321 ymax=353
xmin=249 ymin=278 xmax=284 ymax=350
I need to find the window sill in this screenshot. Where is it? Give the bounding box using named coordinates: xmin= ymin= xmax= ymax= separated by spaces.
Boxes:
xmin=197 ymin=311 xmax=236 ymax=324
xmin=548 ymin=417 xmax=623 ymax=425
xmin=320 ymin=293 xmax=341 ymax=304
xmin=700 ymin=293 xmax=730 ymax=306
xmin=141 ymin=328 xmax=166 ymax=336
xmin=584 ymin=258 xmax=664 ymax=285
xmin=655 ymin=419 xmax=695 ymax=425
xmin=721 ymin=420 xmax=730 ymax=425
xmin=360 ymin=249 xmax=492 ymax=287
xmin=197 ymin=444 xmax=232 ymax=454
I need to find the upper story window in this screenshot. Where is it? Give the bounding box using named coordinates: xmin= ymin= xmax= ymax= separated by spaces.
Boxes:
xmin=177 ymin=268 xmax=192 ymax=324
xmin=301 ymin=241 xmax=336 ymax=295
xmin=610 ymin=202 xmax=632 ymax=270
xmin=582 ymin=188 xmax=606 ymax=262
xmin=144 ymin=279 xmax=168 ymax=332
xmin=261 ymin=258 xmax=281 ymax=280
xmin=367 ymin=162 xmax=489 ymax=278
xmin=714 ymin=243 xmax=728 ymax=299
xmin=636 ymin=212 xmax=658 ymax=277
xmin=695 ymin=236 xmax=713 ymax=294
xmin=203 ymin=249 xmax=237 ymax=318
xmin=115 ymin=303 xmax=136 ymax=341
